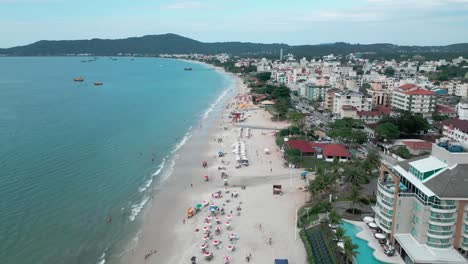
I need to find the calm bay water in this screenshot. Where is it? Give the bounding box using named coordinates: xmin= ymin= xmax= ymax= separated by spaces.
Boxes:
xmin=0 ymin=57 xmax=232 ymax=264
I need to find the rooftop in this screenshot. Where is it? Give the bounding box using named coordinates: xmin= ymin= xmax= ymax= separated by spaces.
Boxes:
xmin=394 ymin=234 xmax=467 ymax=264
xmin=399 ymin=83 xmax=418 ymax=90
xmin=409 ymin=156 xmax=447 ymax=173
xmin=401 ymin=88 xmax=434 ymax=96
xmin=442 ymin=118 xmax=468 ymax=133
xmin=402 ymin=141 xmax=432 ymax=150
xmin=424 ymin=164 xmax=468 ymax=199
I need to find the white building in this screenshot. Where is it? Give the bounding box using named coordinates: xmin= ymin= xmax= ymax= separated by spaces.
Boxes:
xmin=391 ymin=84 xmax=435 ymax=116
xmin=333 ymin=90 xmax=372 ymax=118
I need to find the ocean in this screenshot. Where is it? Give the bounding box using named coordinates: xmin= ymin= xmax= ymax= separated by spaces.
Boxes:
xmin=0 ymin=57 xmax=233 ymax=264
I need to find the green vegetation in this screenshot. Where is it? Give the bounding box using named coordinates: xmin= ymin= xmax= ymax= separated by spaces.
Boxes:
xmin=379 ymin=111 xmax=429 ymax=135
xmin=426 ymin=62 xmax=468 ymax=81
xmin=328 ymin=118 xmax=367 ymax=144
xmin=395 ymin=146 xmax=412 ymax=159
xmin=375 ymin=122 xmax=400 ymax=141
xmin=384 ymin=66 xmax=395 ymax=77
xmin=255 ymin=72 xmax=271 ymax=82
xmin=432 ymin=112 xmax=449 ymax=121
xmin=344 ymin=237 xmax=359 ymax=264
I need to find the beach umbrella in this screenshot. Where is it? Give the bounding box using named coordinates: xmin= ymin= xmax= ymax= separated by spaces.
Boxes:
xmin=227 ymin=245 xmax=234 ymax=252
xmin=204 ymin=251 xmax=211 ymax=257
xmin=213 ymin=240 xmax=220 ymax=246
xmin=196 ymin=204 xmax=202 ymax=209
xmin=337 ymin=242 xmax=344 ymax=249
xmin=206 ymin=215 xmax=212 ymax=221
xmin=368 ymin=222 xmax=378 ymax=229
xmin=224 ymin=255 xmax=230 ymax=261
xmin=229 ymin=233 xmax=236 ymax=239
xmin=375 ymin=233 xmax=386 ymax=240
xmin=203 ymin=226 xmax=210 ymax=232
xmin=363 ymin=216 xmax=374 ymax=223
xmin=226 ymin=214 xmax=232 ymax=219
xmin=203 ymin=235 xmax=209 ymax=241
xmin=200 ymin=243 xmax=208 ymax=249
xmin=202 ymin=200 xmax=208 ymax=206
xmin=225 ymin=221 xmax=231 ymax=226
xmin=214 ymin=217 xmax=220 ymax=223
xmin=301 ymin=171 xmax=308 ymax=176
xmin=206 ymin=221 xmax=212 ymax=226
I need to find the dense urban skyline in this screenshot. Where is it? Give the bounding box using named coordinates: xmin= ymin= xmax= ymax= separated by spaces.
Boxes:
xmin=1 ymin=0 xmax=468 ymax=48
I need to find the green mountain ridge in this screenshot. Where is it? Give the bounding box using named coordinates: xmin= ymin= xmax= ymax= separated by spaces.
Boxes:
xmin=1 ymin=33 xmax=467 ymax=59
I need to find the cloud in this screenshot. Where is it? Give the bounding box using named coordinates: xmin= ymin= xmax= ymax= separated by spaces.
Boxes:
xmin=162 ymin=1 xmax=202 ymax=9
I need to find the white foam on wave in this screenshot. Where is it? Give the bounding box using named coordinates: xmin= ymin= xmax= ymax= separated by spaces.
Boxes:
xmin=96 ymin=251 xmax=106 ymax=264
xmin=202 ymin=88 xmax=230 ymax=120
xmin=158 ymin=155 xmax=177 ymax=183
xmin=129 ymin=196 xmax=149 ymax=222
xmin=171 ymin=128 xmax=192 ymax=154
xmin=138 ymin=158 xmax=167 ymax=193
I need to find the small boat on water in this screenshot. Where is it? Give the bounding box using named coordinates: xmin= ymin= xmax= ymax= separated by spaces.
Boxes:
xmin=94 ymin=82 xmax=103 ymax=86
xmin=184 ymin=68 xmax=193 ymax=71
xmin=73 ymin=77 xmax=84 ymax=82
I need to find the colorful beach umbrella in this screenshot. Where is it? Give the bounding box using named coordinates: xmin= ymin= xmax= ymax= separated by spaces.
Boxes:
xmin=226 ymin=214 xmax=232 ymax=219
xmin=225 ymin=221 xmax=230 ymax=226
xmin=203 ymin=235 xmax=209 ymax=241
xmin=213 ymin=240 xmax=219 ymax=245
xmin=195 ymin=204 xmax=202 ymax=209
xmin=204 ymin=251 xmax=211 ymax=257
xmin=227 ymin=245 xmax=234 ymax=251
xmin=200 ymin=243 xmax=208 ymax=249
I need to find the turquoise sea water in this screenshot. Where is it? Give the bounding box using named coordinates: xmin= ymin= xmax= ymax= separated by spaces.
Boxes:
xmin=341 ymin=221 xmax=388 ymax=264
xmin=0 ymin=57 xmax=232 ymax=264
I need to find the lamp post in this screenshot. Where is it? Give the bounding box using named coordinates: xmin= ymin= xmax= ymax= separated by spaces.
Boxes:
xmin=284 ymin=137 xmax=292 ymax=186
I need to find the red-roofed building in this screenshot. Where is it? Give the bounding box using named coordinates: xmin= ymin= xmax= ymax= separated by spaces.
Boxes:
xmin=391 ymin=85 xmax=435 ymax=116
xmin=286 ymin=140 xmax=350 ymax=162
xmin=399 ymin=83 xmax=418 ymax=90
xmin=436 ymin=104 xmax=457 ymax=118
xmin=442 ymin=118 xmax=468 ymax=148
xmin=402 ymin=140 xmax=433 ymax=155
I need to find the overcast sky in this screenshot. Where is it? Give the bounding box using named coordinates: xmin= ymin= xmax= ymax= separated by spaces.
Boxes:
xmin=1 ymin=0 xmax=467 ymax=48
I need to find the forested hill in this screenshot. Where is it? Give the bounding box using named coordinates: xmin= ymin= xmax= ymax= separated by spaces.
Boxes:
xmin=1 ymin=33 xmax=468 ymax=59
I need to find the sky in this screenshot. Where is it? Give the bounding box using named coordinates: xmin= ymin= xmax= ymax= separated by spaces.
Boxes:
xmin=0 ymin=0 xmax=468 ymax=48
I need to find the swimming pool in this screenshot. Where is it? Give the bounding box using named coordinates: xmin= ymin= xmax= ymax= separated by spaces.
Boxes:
xmin=341 ymin=221 xmax=388 ymax=264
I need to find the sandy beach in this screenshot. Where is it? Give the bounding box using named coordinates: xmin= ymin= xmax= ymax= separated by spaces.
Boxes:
xmin=121 ymin=69 xmax=307 ymax=264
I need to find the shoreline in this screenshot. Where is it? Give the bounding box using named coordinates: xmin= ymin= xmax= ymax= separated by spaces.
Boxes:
xmin=117 ymin=60 xmax=239 ymax=263
xmin=120 ymin=60 xmax=308 ymax=264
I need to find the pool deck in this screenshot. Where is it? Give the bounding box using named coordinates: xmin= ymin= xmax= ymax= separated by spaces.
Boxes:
xmin=344 ymin=219 xmax=405 ymax=264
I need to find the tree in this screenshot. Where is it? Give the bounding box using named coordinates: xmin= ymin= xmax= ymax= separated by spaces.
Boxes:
xmin=328 ymin=209 xmax=341 ymax=225
xmin=270 ymin=85 xmax=291 ymax=99
xmin=274 ymin=97 xmax=290 ymax=117
xmin=395 ymin=146 xmax=411 ymax=159
xmin=344 ymin=237 xmax=359 ymax=264
xmin=349 ymin=186 xmax=361 ymax=214
xmin=363 ymin=150 xmax=381 ymax=177
xmin=384 ymin=67 xmax=395 ymax=77
xmin=287 ymin=111 xmax=305 ymax=128
xmin=360 ymin=83 xmax=371 ymax=95
xmin=335 ymin=227 xmax=345 ymax=240
xmin=375 ymin=122 xmax=400 ymax=141
xmin=286 ymin=148 xmax=302 ymax=164
xmin=256 ymin=72 xmax=272 ymax=82
xmin=432 ymin=112 xmax=448 ymax=121
xmin=344 ymin=162 xmax=366 ymax=186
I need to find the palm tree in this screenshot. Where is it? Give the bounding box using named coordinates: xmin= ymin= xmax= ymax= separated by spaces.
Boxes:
xmin=343 ymin=162 xmax=366 ymax=187
xmin=335 ymin=226 xmax=344 ymax=240
xmin=328 ymin=209 xmax=341 ymax=225
xmin=349 ymin=186 xmax=361 ymax=214
xmin=344 ymin=237 xmax=359 ymax=264
xmin=363 ymin=149 xmax=381 ymax=176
